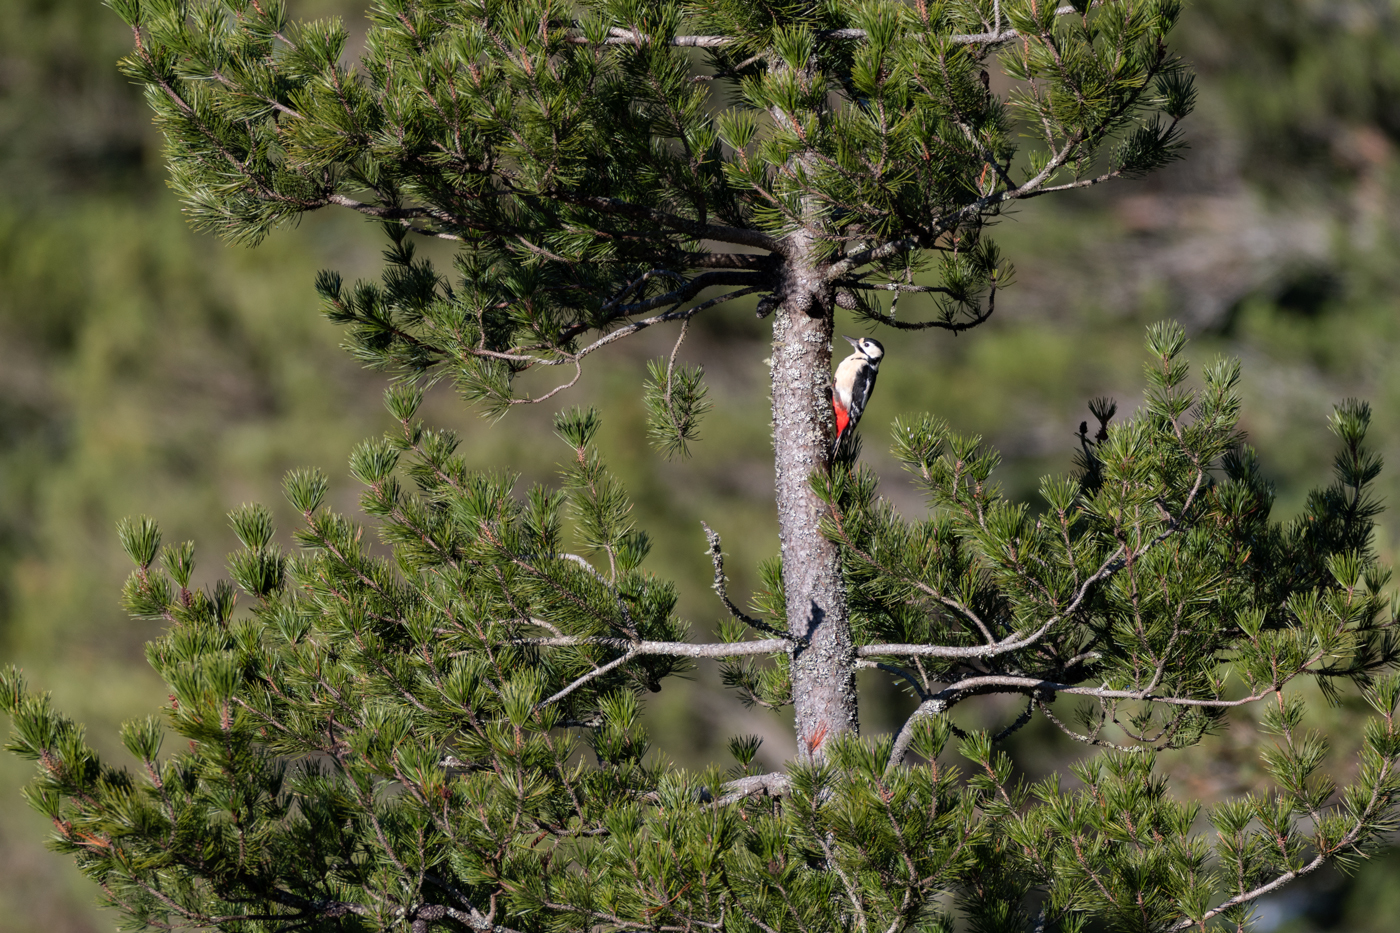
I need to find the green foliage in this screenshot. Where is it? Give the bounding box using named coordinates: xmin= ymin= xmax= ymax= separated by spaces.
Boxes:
xmin=6 ymin=329 xmax=1400 ymax=931
xmin=109 ymin=0 xmax=1193 ymax=415
xmin=829 ymin=326 xmax=1396 ymax=746
xmin=642 ymin=355 xmax=711 ymax=458
xmin=4 ymin=0 xmax=1398 ymax=928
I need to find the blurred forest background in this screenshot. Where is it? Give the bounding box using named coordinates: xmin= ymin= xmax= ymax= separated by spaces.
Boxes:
xmin=5 ymin=0 xmax=1400 ymax=929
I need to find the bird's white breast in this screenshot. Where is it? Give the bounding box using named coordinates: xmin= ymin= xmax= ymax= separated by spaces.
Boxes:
xmin=834 ymin=355 xmax=864 ymax=406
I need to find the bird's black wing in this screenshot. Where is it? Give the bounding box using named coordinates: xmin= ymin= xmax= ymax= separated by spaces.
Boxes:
xmin=847 ymin=366 xmax=878 ymax=426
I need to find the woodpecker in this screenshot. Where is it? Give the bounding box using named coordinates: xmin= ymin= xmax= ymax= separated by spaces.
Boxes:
xmin=831 ymin=335 xmax=884 ymax=455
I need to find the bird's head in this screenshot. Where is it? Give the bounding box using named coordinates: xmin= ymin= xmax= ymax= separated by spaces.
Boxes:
xmin=843 ymin=335 xmax=885 ymax=364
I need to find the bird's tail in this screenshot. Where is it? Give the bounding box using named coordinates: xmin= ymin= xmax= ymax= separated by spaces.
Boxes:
xmin=831 ymin=429 xmax=862 ymax=463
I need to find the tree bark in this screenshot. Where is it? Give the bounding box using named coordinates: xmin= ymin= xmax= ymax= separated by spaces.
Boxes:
xmin=771 ymin=243 xmax=859 ymax=763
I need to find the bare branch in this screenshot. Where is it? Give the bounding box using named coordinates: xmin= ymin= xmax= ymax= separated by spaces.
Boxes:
xmin=537 ymin=649 xmax=641 ymax=708
xmin=1013 ymin=116 xmax=1184 ymax=202
xmin=701 ymin=522 xmax=784 ymax=636
xmin=326 ymin=193 xmax=461 ymax=227
xmin=992 ymin=698 xmax=1035 ymax=742
xmin=558 ymin=272 xmax=769 ymax=346
xmin=870 ymin=279 xmax=998 ymax=332
xmin=470 ymin=281 xmax=764 ymax=411
xmin=559 ymin=553 xmax=606 ymax=579
xmin=594 ymin=269 xmax=688 ymax=321
xmin=565 ymin=284 xmax=766 ymax=357
xmin=708 ymin=771 xmax=792 ymax=807
xmin=835 ymin=280 xmax=954 ymax=295
xmin=887 ymin=667 xmax=1255 ymax=773
xmin=856 ymin=660 xmax=929 ymax=700
xmin=885 ymin=697 xmax=947 ymax=773
xmin=507 ymin=359 xmax=584 ymax=406
xmin=329 ymin=191 xmax=780 ymax=257
xmin=692 ymin=52 xmax=767 ymax=83
xmin=680 ymin=252 xmax=778 ymax=270
xmin=1016 ymin=167 xmax=1124 ymax=199
xmin=529 ymin=636 xmax=789 ymax=709
xmin=1035 ymin=699 xmax=1139 ymax=752
xmin=928 ymin=673 xmax=1272 ymax=709
xmin=519 ymin=636 xmax=789 ymax=659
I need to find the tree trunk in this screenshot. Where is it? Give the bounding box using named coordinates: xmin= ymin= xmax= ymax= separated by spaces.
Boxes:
xmin=771 ymin=245 xmax=859 ymax=763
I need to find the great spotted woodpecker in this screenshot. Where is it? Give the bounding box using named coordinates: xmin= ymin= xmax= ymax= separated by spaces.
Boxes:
xmin=832 ymin=335 xmax=884 ymax=455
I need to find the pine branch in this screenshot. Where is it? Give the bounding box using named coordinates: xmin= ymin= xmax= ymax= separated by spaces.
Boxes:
xmin=547 ymin=193 xmax=784 ymax=254
xmin=857 ymin=543 xmax=1128 ymax=660
xmin=1170 ymin=753 xmax=1398 ymax=930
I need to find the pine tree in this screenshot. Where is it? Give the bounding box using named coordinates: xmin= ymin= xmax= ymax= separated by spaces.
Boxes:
xmin=4 ymin=1 xmax=1399 ymax=930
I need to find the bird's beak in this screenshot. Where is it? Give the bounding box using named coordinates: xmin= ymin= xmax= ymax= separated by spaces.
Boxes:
xmin=842 ymin=335 xmax=860 ymax=347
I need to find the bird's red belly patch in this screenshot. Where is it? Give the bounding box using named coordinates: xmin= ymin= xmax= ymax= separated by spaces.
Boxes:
xmin=834 ymin=405 xmax=850 ymax=435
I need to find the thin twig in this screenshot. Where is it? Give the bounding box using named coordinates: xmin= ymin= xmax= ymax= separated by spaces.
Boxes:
xmin=1036 ymin=699 xmax=1138 ymax=752
xmin=537 ymin=649 xmax=640 ymax=708
xmin=661 ymin=317 xmax=691 ymax=441
xmin=872 ymin=279 xmax=998 ymax=332
xmin=701 ymin=522 xmax=787 ymax=637
xmin=835 ymin=280 xmax=954 ymax=295
xmin=857 ymin=661 xmax=930 ymax=700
